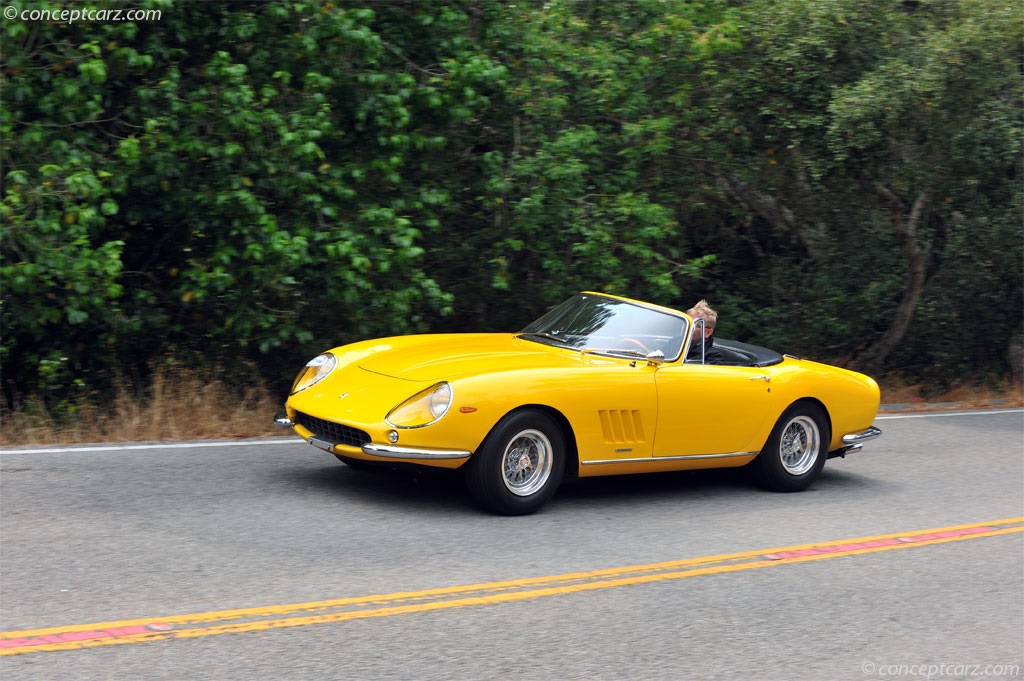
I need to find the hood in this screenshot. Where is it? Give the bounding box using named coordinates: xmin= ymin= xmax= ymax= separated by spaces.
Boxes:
xmin=340 ymin=333 xmax=580 ymax=382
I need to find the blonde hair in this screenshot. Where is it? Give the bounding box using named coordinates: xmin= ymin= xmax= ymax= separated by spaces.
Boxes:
xmin=686 ymin=299 xmax=718 ymax=330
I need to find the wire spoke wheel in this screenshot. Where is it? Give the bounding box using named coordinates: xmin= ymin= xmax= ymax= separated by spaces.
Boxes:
xmin=465 ymin=411 xmax=566 ymax=515
xmin=500 ymin=429 xmax=553 ymax=496
xmin=754 ymin=402 xmax=829 ymax=492
xmin=779 ymin=415 xmax=820 ymax=475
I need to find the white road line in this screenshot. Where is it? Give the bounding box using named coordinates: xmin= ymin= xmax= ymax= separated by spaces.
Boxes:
xmin=2 ymin=409 xmax=1020 ymax=455
xmin=876 ymin=408 xmax=1022 ymax=420
xmin=0 ymin=438 xmax=305 ymax=455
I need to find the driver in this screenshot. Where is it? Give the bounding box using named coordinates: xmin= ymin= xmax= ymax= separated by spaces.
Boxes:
xmin=686 ymin=299 xmax=724 ymax=364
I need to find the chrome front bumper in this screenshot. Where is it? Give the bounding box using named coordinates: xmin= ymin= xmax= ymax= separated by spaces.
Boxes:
xmin=361 ymin=444 xmax=471 ymax=460
xmin=274 ymin=413 xmax=470 ymax=461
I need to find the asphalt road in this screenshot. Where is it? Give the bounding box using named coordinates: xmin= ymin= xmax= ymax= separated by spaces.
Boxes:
xmin=1 ymin=410 xmax=1022 ymax=681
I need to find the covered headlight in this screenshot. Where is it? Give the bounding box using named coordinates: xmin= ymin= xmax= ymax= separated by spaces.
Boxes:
xmin=386 ymin=382 xmax=452 ymax=428
xmin=290 ymin=353 xmax=337 ymax=395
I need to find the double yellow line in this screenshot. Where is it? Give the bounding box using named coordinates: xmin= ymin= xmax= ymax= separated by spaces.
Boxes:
xmin=3 ymin=517 xmax=1022 ymax=656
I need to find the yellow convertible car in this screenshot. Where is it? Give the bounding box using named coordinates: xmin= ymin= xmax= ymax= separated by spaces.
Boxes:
xmin=276 ymin=292 xmax=881 ymax=515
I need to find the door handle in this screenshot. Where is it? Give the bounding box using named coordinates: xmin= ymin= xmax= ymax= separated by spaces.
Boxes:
xmin=750 ymin=375 xmax=771 ymax=383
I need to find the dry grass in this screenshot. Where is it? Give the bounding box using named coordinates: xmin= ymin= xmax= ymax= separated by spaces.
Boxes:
xmin=1 ymin=369 xmax=1021 ymax=447
xmin=878 ymin=377 xmax=1024 ymax=411
xmin=0 ymin=369 xmax=284 ymax=447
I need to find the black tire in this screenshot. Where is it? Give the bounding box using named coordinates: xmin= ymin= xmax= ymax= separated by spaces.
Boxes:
xmin=334 ymin=454 xmax=374 ymax=471
xmin=753 ymin=402 xmax=829 ymax=492
xmin=464 ymin=410 xmax=566 ymax=515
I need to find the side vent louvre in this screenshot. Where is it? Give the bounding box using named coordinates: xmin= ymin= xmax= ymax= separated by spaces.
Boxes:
xmin=598 ymin=410 xmax=646 ymax=444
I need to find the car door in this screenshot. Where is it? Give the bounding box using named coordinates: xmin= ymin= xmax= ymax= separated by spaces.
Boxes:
xmin=652 ymin=363 xmax=775 ymax=457
xmin=554 ymin=362 xmax=660 ymax=462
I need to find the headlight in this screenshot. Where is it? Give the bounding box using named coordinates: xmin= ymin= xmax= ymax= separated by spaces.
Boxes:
xmin=386 ymin=382 xmax=453 ymax=428
xmin=290 ymin=353 xmax=337 ymax=395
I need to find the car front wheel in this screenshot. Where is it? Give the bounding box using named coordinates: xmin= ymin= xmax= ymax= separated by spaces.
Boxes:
xmin=753 ymin=402 xmax=829 ymax=492
xmin=465 ymin=410 xmax=565 ymax=515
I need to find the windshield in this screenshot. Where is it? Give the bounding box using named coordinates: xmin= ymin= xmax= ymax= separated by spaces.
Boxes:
xmin=518 ymin=293 xmax=688 ymax=361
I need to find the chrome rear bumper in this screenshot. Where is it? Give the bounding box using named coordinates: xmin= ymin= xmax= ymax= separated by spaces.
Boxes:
xmin=842 ymin=426 xmax=883 ymax=445
xmin=828 ymin=425 xmax=883 ymax=459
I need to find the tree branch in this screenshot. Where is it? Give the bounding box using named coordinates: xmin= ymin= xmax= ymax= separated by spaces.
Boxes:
xmin=717 ymin=171 xmax=817 ymax=260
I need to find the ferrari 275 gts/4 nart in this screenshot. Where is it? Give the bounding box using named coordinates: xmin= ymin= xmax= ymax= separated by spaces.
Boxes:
xmin=276 ymin=292 xmax=882 ymax=515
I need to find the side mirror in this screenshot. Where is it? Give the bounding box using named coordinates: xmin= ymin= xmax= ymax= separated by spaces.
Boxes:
xmin=645 ymin=349 xmax=665 ymax=365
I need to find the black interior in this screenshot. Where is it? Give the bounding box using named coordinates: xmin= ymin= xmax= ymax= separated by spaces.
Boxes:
xmin=711 ymin=339 xmax=785 ymax=367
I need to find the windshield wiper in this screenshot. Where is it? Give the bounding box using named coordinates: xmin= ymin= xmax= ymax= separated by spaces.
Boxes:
xmin=518 ymin=331 xmax=566 ymax=344
xmin=581 ymin=347 xmax=646 ymax=359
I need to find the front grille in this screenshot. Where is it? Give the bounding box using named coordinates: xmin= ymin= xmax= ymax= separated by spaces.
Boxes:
xmin=295 ymin=412 xmax=371 ymax=448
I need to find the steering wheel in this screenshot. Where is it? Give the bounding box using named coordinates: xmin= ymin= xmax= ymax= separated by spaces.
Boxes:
xmin=619 ymin=338 xmax=651 ymax=354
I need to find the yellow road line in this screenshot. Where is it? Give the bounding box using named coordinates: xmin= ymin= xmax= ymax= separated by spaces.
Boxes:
xmin=3 ymin=517 xmax=1021 ymax=656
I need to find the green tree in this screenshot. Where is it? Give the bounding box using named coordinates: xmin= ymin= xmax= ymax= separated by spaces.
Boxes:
xmin=427 ymin=0 xmax=737 ymax=330
xmin=2 ymin=1 xmax=507 ymax=404
xmin=2 ymin=0 xmax=1020 ymax=421
xmin=700 ymin=0 xmax=1022 ymax=376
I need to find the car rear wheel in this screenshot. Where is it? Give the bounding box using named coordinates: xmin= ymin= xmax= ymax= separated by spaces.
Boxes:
xmin=753 ymin=402 xmax=829 ymax=492
xmin=465 ymin=410 xmax=565 ymax=515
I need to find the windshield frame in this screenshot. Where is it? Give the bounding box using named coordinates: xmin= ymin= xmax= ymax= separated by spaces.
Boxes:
xmin=517 ymin=293 xmax=690 ymax=362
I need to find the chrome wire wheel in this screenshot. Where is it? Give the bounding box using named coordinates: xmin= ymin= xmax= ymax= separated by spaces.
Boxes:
xmin=466 ymin=411 xmax=566 ymax=515
xmin=753 ymin=402 xmax=828 ymax=493
xmin=778 ymin=415 xmax=820 ymax=475
xmin=500 ymin=429 xmax=553 ymax=496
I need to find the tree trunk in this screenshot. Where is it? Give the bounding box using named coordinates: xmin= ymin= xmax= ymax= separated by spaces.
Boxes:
xmin=859 ymin=186 xmax=931 ymax=370
xmin=717 ymin=172 xmax=817 ymax=261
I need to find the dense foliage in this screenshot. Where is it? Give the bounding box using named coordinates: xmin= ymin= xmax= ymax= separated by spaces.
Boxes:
xmin=2 ymin=0 xmax=1021 ymax=413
